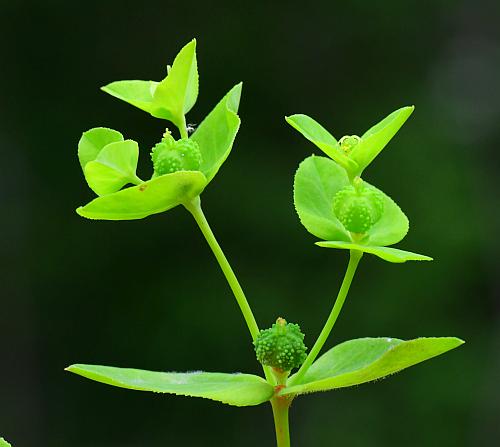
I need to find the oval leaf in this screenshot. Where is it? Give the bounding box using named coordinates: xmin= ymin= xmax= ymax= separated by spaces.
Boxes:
xmin=77 ymin=171 xmax=207 ymax=220
xmin=154 ymin=39 xmax=198 ymax=129
xmin=282 ymin=337 xmax=464 ymax=395
xmin=66 ymin=364 xmax=274 ymax=407
xmin=191 ymin=83 xmax=242 ymax=182
xmin=101 ymin=80 xmax=160 ymax=116
xmin=84 ymin=140 xmax=141 ymax=196
xmin=78 ymin=127 xmax=123 ymax=169
xmin=350 ymin=106 xmax=414 ymax=175
xmin=294 ymin=156 xmax=351 ymax=242
xmin=316 ymin=241 xmax=432 ymax=263
xmin=286 ymin=114 xmax=358 ymax=173
xmin=364 ymin=183 xmax=409 ymax=246
xmin=0 ymin=438 xmax=12 ymax=447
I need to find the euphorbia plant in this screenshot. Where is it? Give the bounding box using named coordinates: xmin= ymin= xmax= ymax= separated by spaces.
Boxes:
xmin=67 ymin=39 xmax=464 ymax=446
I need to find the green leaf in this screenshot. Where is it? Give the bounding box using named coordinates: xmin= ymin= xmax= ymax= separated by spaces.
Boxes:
xmin=191 ymin=83 xmax=242 ymax=182
xmin=0 ymin=438 xmax=12 ymax=447
xmin=101 ymin=80 xmax=160 ymax=116
xmin=286 ymin=114 xmax=358 ymax=173
xmin=294 ymin=156 xmax=351 ymax=242
xmin=84 ymin=140 xmax=141 ymax=196
xmin=350 ymin=106 xmax=414 ymax=175
xmin=78 ymin=127 xmax=124 ymax=169
xmin=316 ymin=241 xmax=432 ymax=263
xmin=282 ymin=337 xmax=464 ymax=396
xmin=66 ymin=364 xmax=274 ymax=407
xmin=77 ymin=171 xmax=207 ymax=220
xmin=364 ymin=183 xmax=409 ymax=246
xmin=154 ymin=39 xmax=198 ymax=129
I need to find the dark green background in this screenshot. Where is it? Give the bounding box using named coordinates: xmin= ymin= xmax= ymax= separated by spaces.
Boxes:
xmin=1 ymin=0 xmax=499 ymax=446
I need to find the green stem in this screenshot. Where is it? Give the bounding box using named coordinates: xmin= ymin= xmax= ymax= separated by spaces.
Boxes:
xmin=289 ymin=249 xmax=363 ymax=386
xmin=271 ymin=397 xmax=291 ymax=447
xmin=179 ymin=115 xmax=188 ymax=139
xmin=185 ymin=196 xmax=259 ymax=339
xmin=184 ymin=196 xmax=274 ymax=383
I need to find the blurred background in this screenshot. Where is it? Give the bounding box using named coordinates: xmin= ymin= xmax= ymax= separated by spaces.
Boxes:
xmin=1 ymin=0 xmax=499 ymax=445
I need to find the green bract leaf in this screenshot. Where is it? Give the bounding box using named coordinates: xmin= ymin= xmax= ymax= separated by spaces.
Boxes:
xmin=294 ymin=156 xmax=409 ymax=246
xmin=66 ymin=364 xmax=274 ymax=407
xmin=101 ymin=39 xmax=198 ymax=131
xmin=84 ymin=140 xmax=141 ymax=196
xmin=191 ymin=83 xmax=242 ymax=182
xmin=286 ymin=114 xmax=358 ymax=173
xmin=350 ymin=106 xmax=414 ymax=176
xmin=154 ymin=39 xmax=198 ymax=129
xmin=78 ymin=127 xmax=124 ymax=169
xmin=0 ymin=438 xmax=12 ymax=447
xmin=282 ymin=337 xmax=464 ymax=396
xmin=294 ymin=156 xmax=351 ymax=242
xmin=77 ymin=171 xmax=207 ymax=220
xmin=316 ymin=241 xmax=432 ymax=263
xmin=101 ymin=80 xmax=160 ymax=116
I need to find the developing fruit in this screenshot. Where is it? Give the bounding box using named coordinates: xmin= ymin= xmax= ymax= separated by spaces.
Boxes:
xmin=254 ymin=317 xmax=307 ymax=371
xmin=333 ymin=178 xmax=384 ymax=233
xmin=151 ymin=131 xmax=202 ymax=176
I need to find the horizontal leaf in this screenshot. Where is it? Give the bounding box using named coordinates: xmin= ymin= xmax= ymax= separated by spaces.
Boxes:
xmin=66 ymin=364 xmax=274 ymax=407
xmin=154 ymin=39 xmax=198 ymax=129
xmin=350 ymin=106 xmax=414 ymax=175
xmin=191 ymin=83 xmax=242 ymax=182
xmin=84 ymin=140 xmax=141 ymax=196
xmin=101 ymin=80 xmax=163 ymax=116
xmin=77 ymin=171 xmax=207 ymax=220
xmin=286 ymin=115 xmax=358 ymax=173
xmin=316 ymin=241 xmax=432 ymax=263
xmin=78 ymin=127 xmax=123 ymax=169
xmin=294 ymin=156 xmax=351 ymax=242
xmin=282 ymin=337 xmax=464 ymax=396
xmin=0 ymin=438 xmax=12 ymax=447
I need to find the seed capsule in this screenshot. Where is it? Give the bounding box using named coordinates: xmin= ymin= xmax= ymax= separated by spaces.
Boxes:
xmin=339 ymin=135 xmax=361 ymax=154
xmin=333 ymin=179 xmax=384 ymax=233
xmin=151 ymin=134 xmax=202 ymax=176
xmin=254 ymin=317 xmax=307 ymax=372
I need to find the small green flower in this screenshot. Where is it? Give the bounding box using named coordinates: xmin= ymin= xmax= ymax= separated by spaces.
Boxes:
xmin=151 ymin=132 xmax=203 ymax=176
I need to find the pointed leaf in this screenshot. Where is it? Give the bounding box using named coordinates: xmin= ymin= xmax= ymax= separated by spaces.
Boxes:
xmin=294 ymin=155 xmax=351 ymax=242
xmin=0 ymin=438 xmax=12 ymax=447
xmin=66 ymin=364 xmax=274 ymax=407
xmin=77 ymin=171 xmax=207 ymax=220
xmin=78 ymin=127 xmax=123 ymax=169
xmin=101 ymin=80 xmax=161 ymax=116
xmin=350 ymin=106 xmax=414 ymax=175
xmin=316 ymin=241 xmax=432 ymax=263
xmin=191 ymin=83 xmax=242 ymax=182
xmin=154 ymin=39 xmax=198 ymax=129
xmin=84 ymin=140 xmax=140 ymax=196
xmin=286 ymin=114 xmax=358 ymax=173
xmin=282 ymin=337 xmax=464 ymax=395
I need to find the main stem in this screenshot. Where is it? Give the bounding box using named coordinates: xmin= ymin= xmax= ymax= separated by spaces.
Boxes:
xmin=184 ymin=196 xmax=260 ymax=340
xmin=271 ymin=397 xmax=291 ymax=447
xmin=290 ymin=249 xmax=363 ymax=386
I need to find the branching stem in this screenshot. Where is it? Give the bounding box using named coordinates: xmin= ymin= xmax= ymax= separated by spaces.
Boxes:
xmin=289 ymin=249 xmax=363 ymax=386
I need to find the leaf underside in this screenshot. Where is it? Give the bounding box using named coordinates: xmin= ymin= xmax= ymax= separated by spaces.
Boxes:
xmin=282 ymin=337 xmax=464 ymax=396
xmin=317 ymin=241 xmax=432 ymax=263
xmin=77 ymin=171 xmax=207 ymax=220
xmin=67 ymin=364 xmax=274 ymax=407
